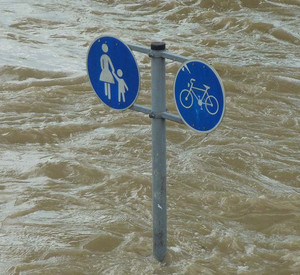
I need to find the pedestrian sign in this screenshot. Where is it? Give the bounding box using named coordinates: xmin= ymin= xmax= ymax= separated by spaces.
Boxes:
xmin=174 ymin=60 xmax=225 ymax=133
xmin=87 ymin=36 xmax=140 ymax=110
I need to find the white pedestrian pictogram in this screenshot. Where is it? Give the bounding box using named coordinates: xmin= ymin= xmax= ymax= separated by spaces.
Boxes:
xmin=99 ymin=44 xmax=128 ymax=103
xmin=113 ymin=69 xmax=128 ymax=103
xmin=99 ymin=44 xmax=115 ymax=100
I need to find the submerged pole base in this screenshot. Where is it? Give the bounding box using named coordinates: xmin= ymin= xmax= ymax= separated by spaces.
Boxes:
xmin=153 ymin=232 xmax=167 ymax=262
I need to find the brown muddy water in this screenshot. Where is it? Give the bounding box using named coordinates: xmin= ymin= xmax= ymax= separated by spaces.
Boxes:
xmin=0 ymin=0 xmax=299 ymax=274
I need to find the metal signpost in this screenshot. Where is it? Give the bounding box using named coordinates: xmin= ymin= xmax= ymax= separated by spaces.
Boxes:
xmin=87 ymin=36 xmax=225 ymax=262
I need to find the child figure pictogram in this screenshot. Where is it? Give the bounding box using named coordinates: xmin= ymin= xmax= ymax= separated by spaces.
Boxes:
xmin=113 ymin=69 xmax=128 ymax=103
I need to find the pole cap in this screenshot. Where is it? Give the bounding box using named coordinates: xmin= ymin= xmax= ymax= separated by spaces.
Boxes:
xmin=151 ymin=42 xmax=166 ymax=50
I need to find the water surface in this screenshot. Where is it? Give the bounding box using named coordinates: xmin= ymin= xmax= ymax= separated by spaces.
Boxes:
xmin=0 ymin=0 xmax=299 ymax=274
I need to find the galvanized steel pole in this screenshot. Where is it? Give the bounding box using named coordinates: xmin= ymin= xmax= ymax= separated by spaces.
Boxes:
xmin=150 ymin=41 xmax=167 ymax=262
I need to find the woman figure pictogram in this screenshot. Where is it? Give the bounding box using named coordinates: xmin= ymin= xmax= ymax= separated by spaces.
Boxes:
xmin=99 ymin=43 xmax=115 ymax=100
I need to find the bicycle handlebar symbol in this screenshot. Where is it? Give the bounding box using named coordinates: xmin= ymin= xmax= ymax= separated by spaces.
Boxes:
xmin=180 ymin=78 xmax=219 ymax=115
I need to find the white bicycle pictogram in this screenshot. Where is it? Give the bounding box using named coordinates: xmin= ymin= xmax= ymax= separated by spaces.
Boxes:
xmin=179 ymin=78 xmax=219 ymax=115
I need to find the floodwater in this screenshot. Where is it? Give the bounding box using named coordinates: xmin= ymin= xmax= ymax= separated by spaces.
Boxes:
xmin=0 ymin=0 xmax=299 ymax=274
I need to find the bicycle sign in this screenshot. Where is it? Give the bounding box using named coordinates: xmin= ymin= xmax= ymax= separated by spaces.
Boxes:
xmin=174 ymin=60 xmax=225 ymax=133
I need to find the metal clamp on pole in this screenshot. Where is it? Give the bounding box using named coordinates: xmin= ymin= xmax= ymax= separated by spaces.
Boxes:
xmin=150 ymin=41 xmax=167 ymax=262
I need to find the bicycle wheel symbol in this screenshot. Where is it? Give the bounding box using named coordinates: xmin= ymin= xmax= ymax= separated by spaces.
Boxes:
xmin=205 ymin=95 xmax=219 ymax=115
xmin=179 ymin=89 xmax=193 ymax=109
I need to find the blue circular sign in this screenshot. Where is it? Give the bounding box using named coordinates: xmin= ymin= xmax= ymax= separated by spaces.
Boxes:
xmin=87 ymin=36 xmax=140 ymax=110
xmin=174 ymin=60 xmax=225 ymax=133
